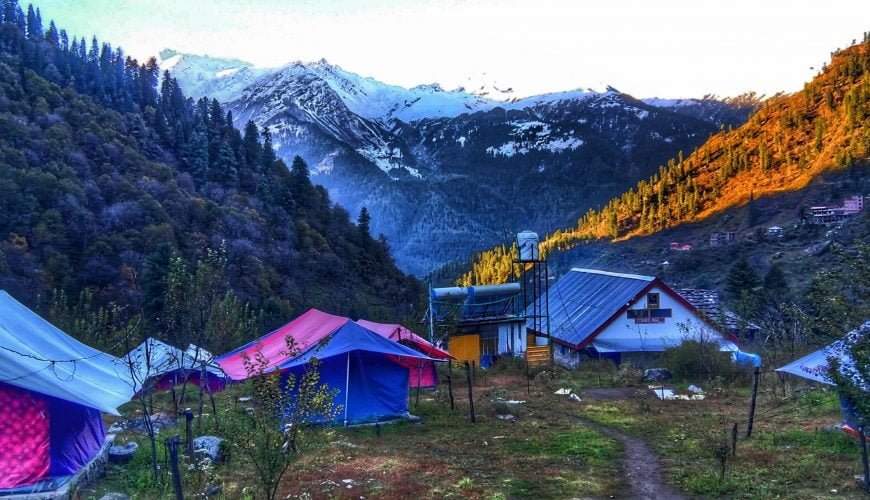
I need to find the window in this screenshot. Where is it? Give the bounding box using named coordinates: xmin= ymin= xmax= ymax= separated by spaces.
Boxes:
xmin=647 ymin=292 xmax=660 ymax=309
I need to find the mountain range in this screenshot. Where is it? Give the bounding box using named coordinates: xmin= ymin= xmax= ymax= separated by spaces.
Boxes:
xmin=162 ymin=49 xmax=759 ymax=274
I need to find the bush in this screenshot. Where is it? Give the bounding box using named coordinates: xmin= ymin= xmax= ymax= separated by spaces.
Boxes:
xmin=661 ymin=340 xmax=746 ymax=383
xmin=615 ymin=361 xmax=644 ymax=386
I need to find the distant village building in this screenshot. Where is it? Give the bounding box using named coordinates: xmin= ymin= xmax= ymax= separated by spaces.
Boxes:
xmin=767 ymin=225 xmax=784 ymax=237
xmin=710 ymin=231 xmax=738 ymax=247
xmin=808 ymin=195 xmax=865 ymax=225
xmin=531 ymin=269 xmax=739 ymax=368
xmin=669 ymin=242 xmax=693 ymax=251
xmin=843 ymin=195 xmax=865 ymax=214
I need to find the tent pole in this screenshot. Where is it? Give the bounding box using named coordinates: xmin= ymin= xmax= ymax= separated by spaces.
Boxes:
xmin=428 ymin=281 xmax=435 ymax=343
xmin=344 ymin=352 xmax=350 ymax=427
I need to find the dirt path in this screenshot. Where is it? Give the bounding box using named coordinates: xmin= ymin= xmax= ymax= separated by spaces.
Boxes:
xmin=579 ymin=418 xmax=686 ymax=500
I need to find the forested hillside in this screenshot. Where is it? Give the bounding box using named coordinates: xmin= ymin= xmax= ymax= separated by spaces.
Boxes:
xmin=461 ymin=36 xmax=870 ymax=286
xmin=0 ymin=1 xmax=421 ymax=351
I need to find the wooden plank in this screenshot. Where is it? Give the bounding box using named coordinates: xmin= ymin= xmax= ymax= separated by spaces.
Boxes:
xmin=526 ymin=345 xmax=551 ymax=366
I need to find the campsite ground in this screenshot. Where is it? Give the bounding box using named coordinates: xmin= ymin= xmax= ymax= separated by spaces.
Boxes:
xmin=91 ymin=365 xmax=866 ymax=499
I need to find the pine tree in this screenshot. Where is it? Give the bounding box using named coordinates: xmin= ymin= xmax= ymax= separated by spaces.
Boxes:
xmin=358 ymin=207 xmax=371 ymax=241
xmin=141 ymin=243 xmax=175 ymax=325
xmin=243 ymin=120 xmax=261 ymax=168
xmin=726 ymin=256 xmax=761 ymax=299
xmin=25 ymin=4 xmax=40 ymax=41
xmin=259 ymin=126 xmax=277 ymax=173
xmin=762 ymin=264 xmax=790 ymax=300
xmin=213 ymin=140 xmax=238 ymax=183
xmin=184 ymin=122 xmax=209 ymax=180
xmin=44 ymin=20 xmax=58 ymax=46
xmin=290 ymin=155 xmax=313 ymax=209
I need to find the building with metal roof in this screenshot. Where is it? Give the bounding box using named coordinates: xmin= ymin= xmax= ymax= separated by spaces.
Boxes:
xmin=529 ymin=269 xmax=739 ymax=367
xmin=426 ymin=283 xmax=529 ymax=367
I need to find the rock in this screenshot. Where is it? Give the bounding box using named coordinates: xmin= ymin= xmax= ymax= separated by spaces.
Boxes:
xmin=123 ymin=412 xmax=177 ymax=434
xmin=107 ymin=421 xmax=127 ymax=433
xmin=203 ymin=484 xmax=222 ymax=497
xmin=108 ymin=441 xmax=138 ymax=464
xmin=642 ymin=368 xmax=673 ymax=382
xmin=100 ymin=494 xmax=130 ymax=500
xmin=193 ymin=436 xmax=226 ymax=463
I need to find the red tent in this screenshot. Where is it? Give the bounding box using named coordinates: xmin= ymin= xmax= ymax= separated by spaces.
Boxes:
xmin=217 ymin=309 xmax=348 ymax=380
xmin=356 ymin=320 xmax=454 ymax=388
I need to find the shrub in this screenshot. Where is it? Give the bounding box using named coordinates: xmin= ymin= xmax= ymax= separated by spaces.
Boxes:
xmin=661 ymin=340 xmax=746 ymax=383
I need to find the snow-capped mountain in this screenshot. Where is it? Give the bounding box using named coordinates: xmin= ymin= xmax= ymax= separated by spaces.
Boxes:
xmin=165 ymin=50 xmax=758 ymax=274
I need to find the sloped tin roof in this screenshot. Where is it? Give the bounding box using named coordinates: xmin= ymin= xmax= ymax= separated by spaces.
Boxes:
xmin=529 ymin=269 xmax=654 ymax=347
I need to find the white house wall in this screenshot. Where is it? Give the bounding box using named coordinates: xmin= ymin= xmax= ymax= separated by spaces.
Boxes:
xmin=591 ymin=284 xmax=734 ymax=353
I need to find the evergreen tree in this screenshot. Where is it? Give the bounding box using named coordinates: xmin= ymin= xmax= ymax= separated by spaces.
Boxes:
xmin=762 ymin=264 xmax=790 ymax=300
xmin=290 ymin=155 xmax=313 ymax=209
xmin=184 ymin=122 xmax=209 ymax=180
xmin=213 ymin=140 xmax=238 ymax=183
xmin=725 ymin=256 xmax=761 ymax=299
xmin=259 ymin=126 xmax=277 ymax=173
xmin=44 ymin=20 xmax=58 ymax=46
xmin=357 ymin=207 xmax=371 ymax=241
xmin=243 ymin=120 xmax=262 ymax=168
xmin=25 ymin=4 xmax=40 ymax=40
xmin=141 ymin=244 xmax=175 ymax=325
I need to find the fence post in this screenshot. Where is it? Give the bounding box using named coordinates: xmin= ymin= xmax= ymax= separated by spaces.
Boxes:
xmin=731 ymin=422 xmax=738 ymax=456
xmin=447 ymin=360 xmax=454 ymax=411
xmin=415 ymin=363 xmax=423 ymax=408
xmin=184 ymin=409 xmax=194 ymax=461
xmin=746 ymin=366 xmax=760 ymax=438
xmin=860 ymin=425 xmax=869 ymax=494
xmin=165 ymin=435 xmax=185 ymax=500
xmin=464 ymin=361 xmax=475 ymax=423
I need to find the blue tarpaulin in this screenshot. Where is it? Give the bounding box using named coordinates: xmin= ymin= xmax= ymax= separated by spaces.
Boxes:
xmin=278 ymin=320 xmax=434 ymax=425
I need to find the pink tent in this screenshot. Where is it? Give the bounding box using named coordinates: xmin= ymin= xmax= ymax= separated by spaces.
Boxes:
xmin=356 ymin=320 xmax=454 ymax=388
xmin=217 ymin=309 xmax=348 ymax=380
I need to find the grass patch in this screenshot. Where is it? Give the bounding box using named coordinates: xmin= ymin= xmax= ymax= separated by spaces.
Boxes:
xmin=583 ymin=402 xmax=638 ymax=430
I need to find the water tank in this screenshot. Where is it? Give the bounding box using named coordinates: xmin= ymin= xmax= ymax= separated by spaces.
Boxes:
xmin=517 ymin=231 xmax=539 ymax=262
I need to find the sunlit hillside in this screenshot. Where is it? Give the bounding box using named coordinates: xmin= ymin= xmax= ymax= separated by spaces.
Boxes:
xmin=461 ymin=38 xmax=870 ymax=286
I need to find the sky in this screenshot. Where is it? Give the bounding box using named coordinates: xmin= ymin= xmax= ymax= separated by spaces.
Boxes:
xmin=30 ymin=0 xmax=870 ymax=99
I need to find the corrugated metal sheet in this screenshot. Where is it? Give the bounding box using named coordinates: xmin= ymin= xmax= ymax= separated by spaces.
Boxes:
xmin=528 ymin=268 xmax=653 ymax=346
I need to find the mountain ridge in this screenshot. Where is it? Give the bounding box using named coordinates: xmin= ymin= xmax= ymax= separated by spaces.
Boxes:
xmin=459 ymin=39 xmax=870 ymax=286
xmin=165 ymin=49 xmax=760 ymax=275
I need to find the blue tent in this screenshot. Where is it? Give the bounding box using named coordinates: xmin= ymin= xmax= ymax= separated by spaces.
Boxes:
xmin=0 ymin=291 xmax=133 ymax=492
xmin=278 ymin=320 xmax=436 ymax=425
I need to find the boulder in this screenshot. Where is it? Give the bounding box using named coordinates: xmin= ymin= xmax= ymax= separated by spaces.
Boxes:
xmin=642 ymin=368 xmax=673 ymax=382
xmin=194 ymin=435 xmax=226 ymax=463
xmin=100 ymin=494 xmax=130 ymax=500
xmin=108 ymin=442 xmax=138 ymax=464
